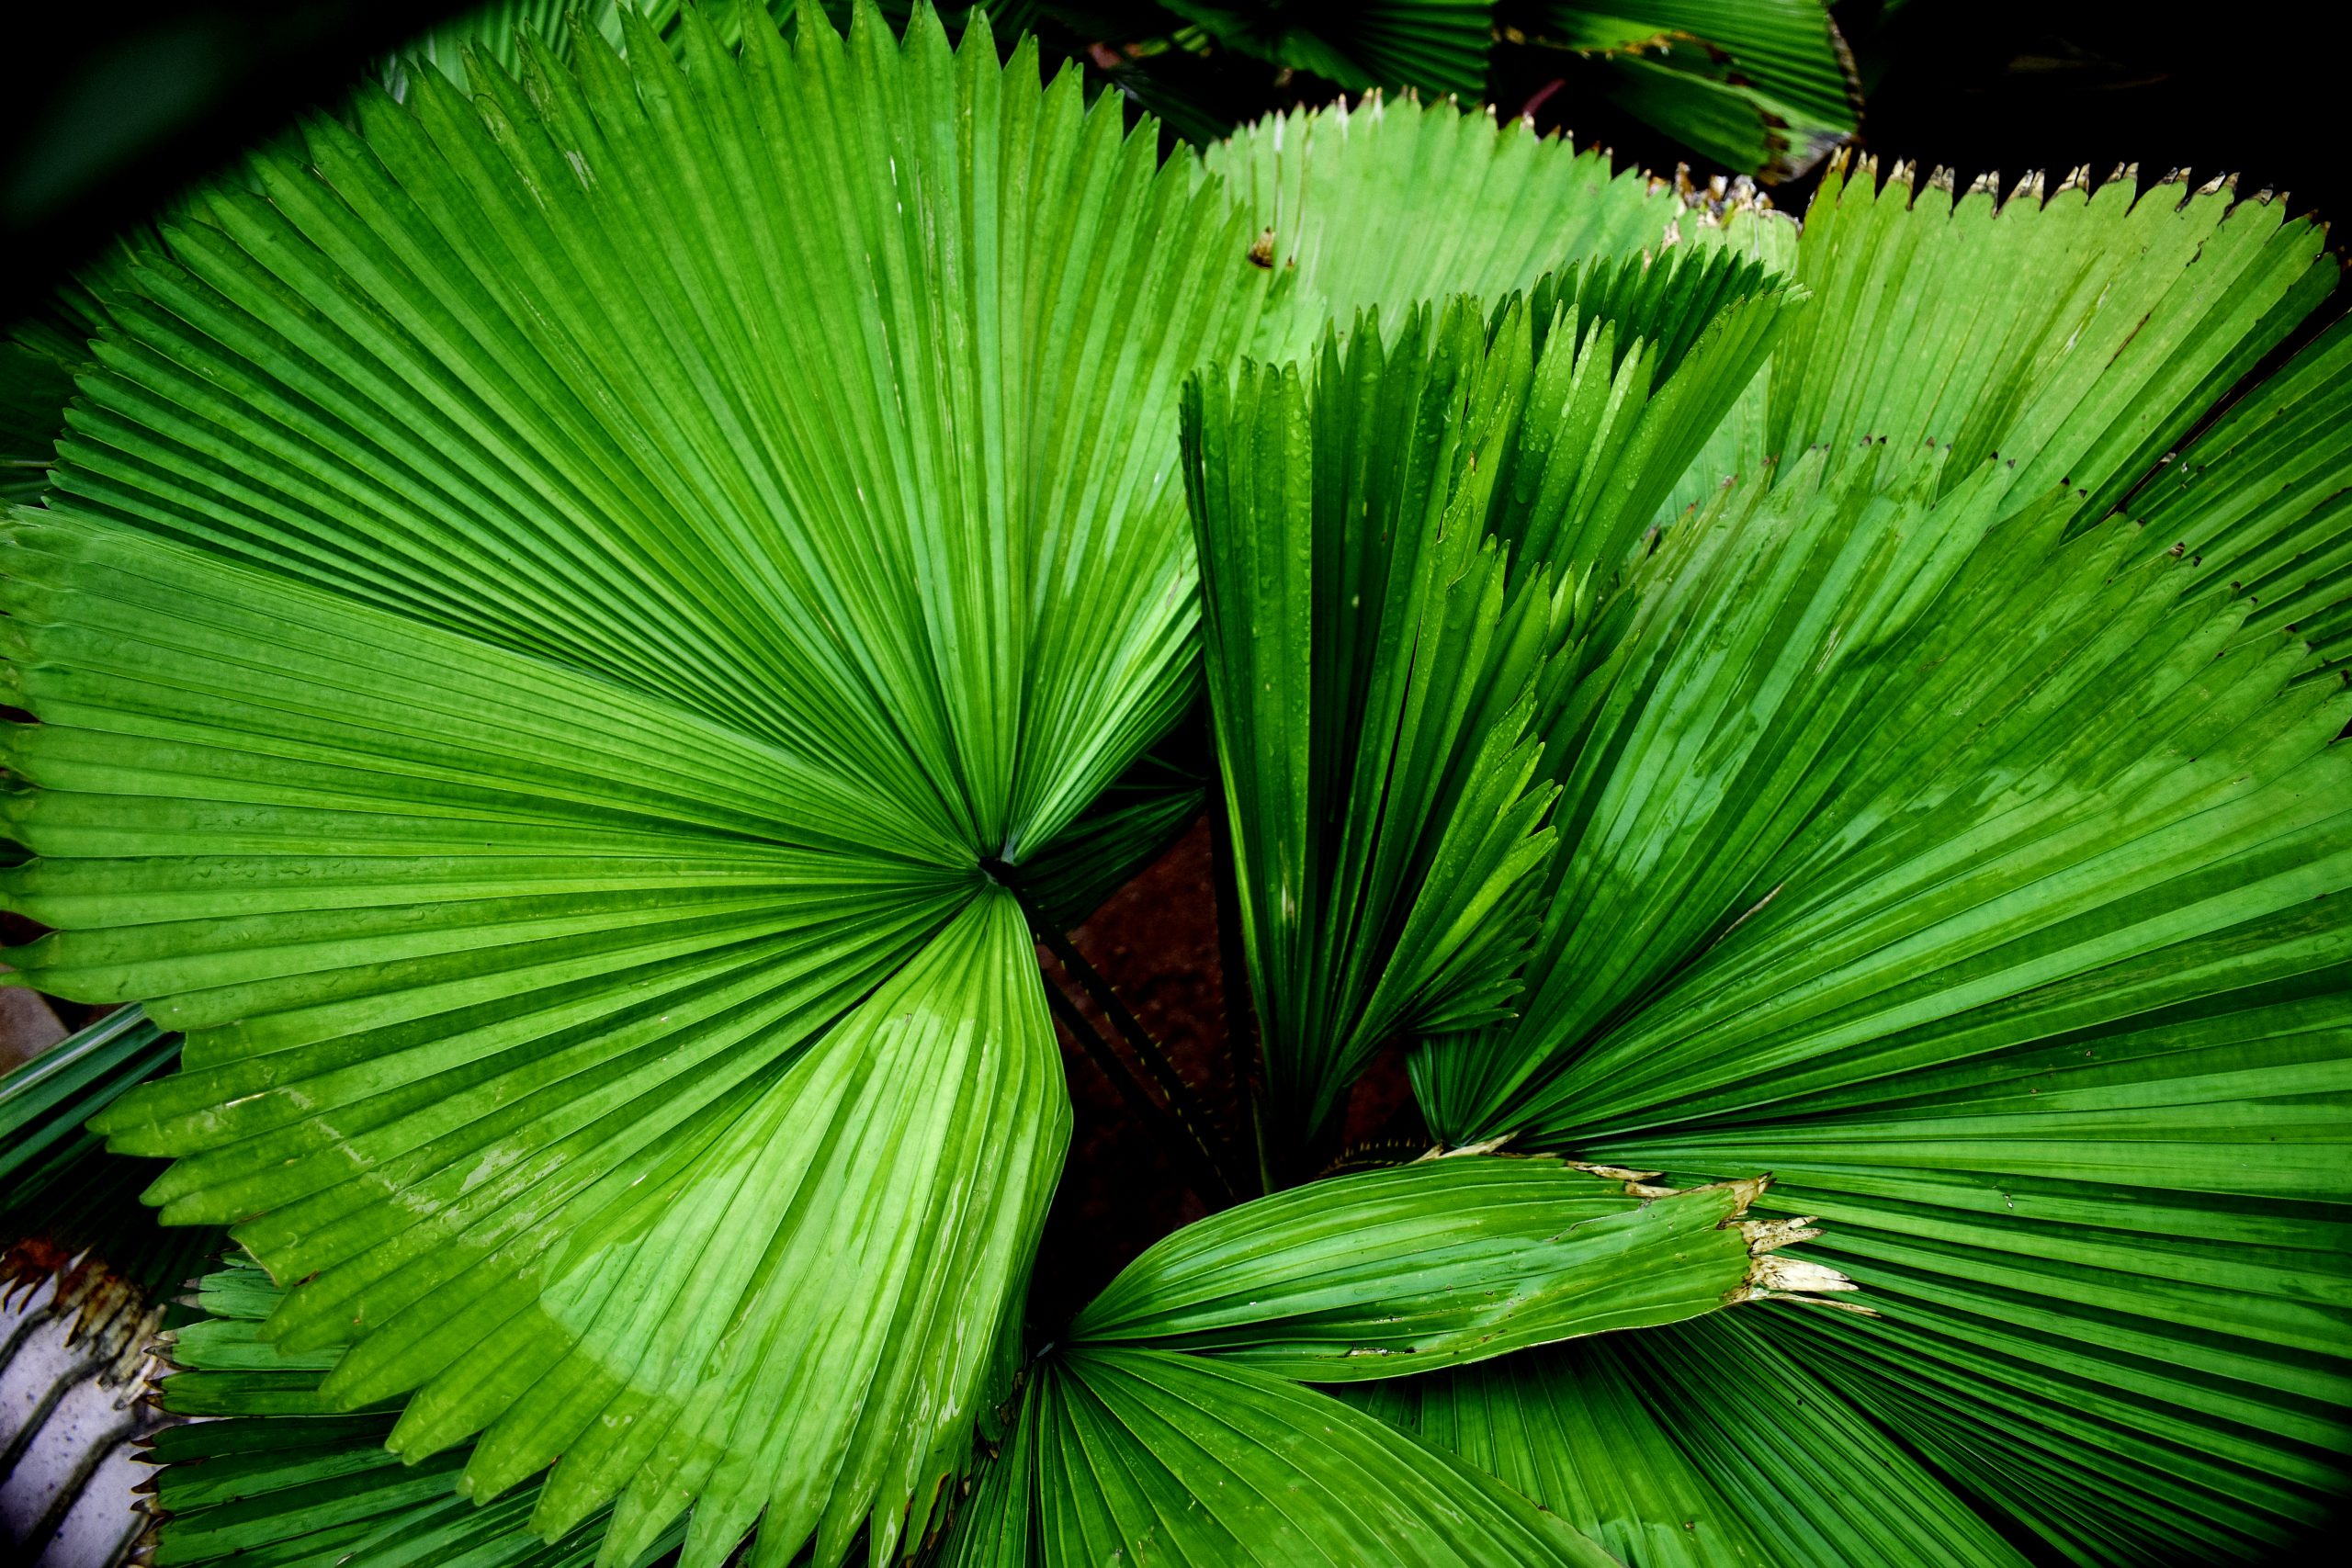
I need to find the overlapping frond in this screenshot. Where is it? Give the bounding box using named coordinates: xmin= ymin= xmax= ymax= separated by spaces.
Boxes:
xmin=1206 ymin=93 xmax=1686 ymax=361
xmin=1541 ymin=2 xmax=1858 ymax=181
xmin=6 ymin=8 xmax=2347 ymax=1565
xmin=1351 ymin=1312 xmax=2029 ymax=1567
xmin=1185 ymin=259 xmax=1798 ymax=1141
xmin=939 ymin=1349 xmax=1624 ymax=1567
xmin=1401 ymin=349 xmax=2351 ymax=1559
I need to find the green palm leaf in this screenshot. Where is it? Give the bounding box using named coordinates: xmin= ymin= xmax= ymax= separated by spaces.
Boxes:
xmin=1179 ymin=112 xmax=2350 ymax=1553
xmin=1065 ymin=1155 xmax=1849 ymax=1378
xmin=1766 ymin=157 xmax=2335 ymax=530
xmin=1350 ymin=1311 xmax=2029 ymax=1567
xmin=1373 ymin=166 xmax=2349 ymax=1562
xmin=1206 ymin=92 xmax=1686 ymax=361
xmin=148 ymin=1256 xmax=684 ymax=1568
xmin=1541 ymin=1 xmax=1859 ymax=181
xmin=1186 ymin=259 xmax=1798 ymax=1144
xmin=940 ymin=1348 xmax=1626 ymax=1566
xmin=4 ymin=6 xmax=1274 ymax=1563
xmin=2127 ymin=309 xmax=2352 ymax=677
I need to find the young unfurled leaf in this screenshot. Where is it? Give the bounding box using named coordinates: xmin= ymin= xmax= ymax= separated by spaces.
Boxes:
xmin=1067 ymin=1155 xmax=1850 ymax=1379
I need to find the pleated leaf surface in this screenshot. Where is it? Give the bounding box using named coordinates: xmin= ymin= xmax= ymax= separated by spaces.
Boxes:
xmin=149 ymin=1256 xmax=681 ymax=1568
xmin=3 ymin=6 xmax=1274 ymax=1565
xmin=1345 ymin=1311 xmax=2029 ymax=1568
xmin=1065 ymin=1155 xmax=1804 ymax=1379
xmin=1541 ymin=1 xmax=1858 ymax=181
xmin=1409 ymin=430 xmax=2352 ymax=1555
xmin=1206 ymin=92 xmax=1687 ymax=361
xmin=935 ymin=1348 xmax=1625 ymax=1568
xmin=1185 ymin=259 xmax=1799 ymax=1142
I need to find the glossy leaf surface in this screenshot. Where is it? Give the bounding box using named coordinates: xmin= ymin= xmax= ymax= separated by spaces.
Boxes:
xmin=1068 ymin=1155 xmax=1828 ymax=1379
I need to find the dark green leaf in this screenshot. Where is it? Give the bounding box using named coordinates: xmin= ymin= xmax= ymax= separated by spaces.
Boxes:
xmin=1541 ymin=2 xmax=1858 ymax=181
xmin=1350 ymin=1311 xmax=2028 ymax=1567
xmin=1185 ymin=260 xmax=1798 ymax=1141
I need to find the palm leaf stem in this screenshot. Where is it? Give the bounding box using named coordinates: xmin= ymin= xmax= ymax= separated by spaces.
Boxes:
xmin=1035 ymin=974 xmax=1234 ymax=1215
xmin=986 ymin=855 xmax=1244 ymax=1204
xmin=1206 ymin=775 xmax=1273 ymax=1197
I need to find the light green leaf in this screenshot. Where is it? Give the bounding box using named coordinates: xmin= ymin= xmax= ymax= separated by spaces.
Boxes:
xmin=1066 ymin=1155 xmax=1839 ymax=1379
xmin=1206 ymin=93 xmax=1687 ymax=361
xmin=939 ymin=1347 xmax=1627 ymax=1567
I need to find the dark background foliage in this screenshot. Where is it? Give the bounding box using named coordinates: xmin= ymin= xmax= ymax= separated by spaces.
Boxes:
xmin=3 ymin=1 xmax=2342 ymax=310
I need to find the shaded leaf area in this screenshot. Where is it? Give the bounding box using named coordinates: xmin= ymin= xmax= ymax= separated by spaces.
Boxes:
xmin=148 ymin=1256 xmax=684 ymax=1568
xmin=381 ymin=0 xmax=802 ymax=99
xmin=1160 ymin=1 xmax=1493 ymax=101
xmin=1066 ymin=1156 xmax=1837 ymax=1379
xmin=1017 ymin=744 xmax=1206 ymax=932
xmin=0 ymin=302 xmax=89 ymax=508
xmin=1023 ymin=819 xmax=1234 ymax=1329
xmin=3 ymin=6 xmax=1281 ymax=1565
xmin=937 ymin=1348 xmax=1623 ymax=1567
xmin=1186 ymin=255 xmax=1798 ymax=1144
xmin=1343 ymin=1310 xmax=2027 ymax=1568
xmin=1537 ymin=2 xmax=1857 ymax=183
xmin=0 ymin=236 xmax=149 ymax=508
xmin=0 ymin=1005 xmax=223 ymax=1297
